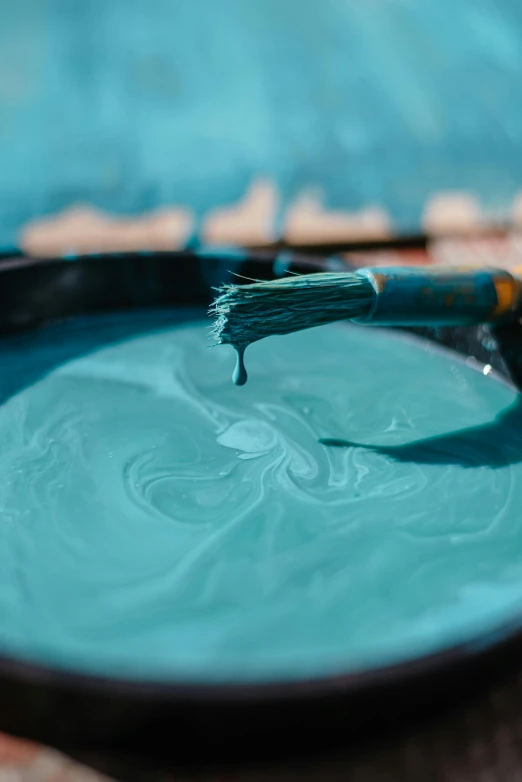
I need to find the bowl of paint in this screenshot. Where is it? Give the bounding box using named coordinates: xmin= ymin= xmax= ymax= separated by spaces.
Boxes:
xmin=1 ymin=248 xmax=522 ymax=765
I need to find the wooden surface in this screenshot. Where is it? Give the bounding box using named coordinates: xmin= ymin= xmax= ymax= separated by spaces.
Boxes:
xmin=0 ymin=734 xmax=109 ymax=782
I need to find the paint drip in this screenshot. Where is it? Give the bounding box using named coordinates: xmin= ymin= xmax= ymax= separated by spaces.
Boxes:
xmin=232 ymin=346 xmax=248 ymax=386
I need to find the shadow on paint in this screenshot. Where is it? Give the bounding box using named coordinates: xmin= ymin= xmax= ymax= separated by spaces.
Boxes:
xmin=321 ymin=321 xmax=522 ymax=469
xmin=319 ymin=396 xmax=522 ymax=469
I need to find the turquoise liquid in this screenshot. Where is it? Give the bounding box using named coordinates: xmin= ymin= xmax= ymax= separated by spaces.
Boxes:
xmin=0 ymin=311 xmax=521 ymax=682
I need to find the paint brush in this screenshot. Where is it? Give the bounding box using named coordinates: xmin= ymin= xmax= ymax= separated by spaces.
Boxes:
xmin=209 ymin=266 xmax=521 ymax=384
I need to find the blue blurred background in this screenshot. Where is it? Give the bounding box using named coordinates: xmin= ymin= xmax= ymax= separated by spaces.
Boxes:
xmin=2 ymin=0 xmax=522 ymax=250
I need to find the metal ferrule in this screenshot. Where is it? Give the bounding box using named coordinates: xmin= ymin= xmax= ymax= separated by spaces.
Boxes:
xmin=354 ymin=266 xmax=521 ymax=326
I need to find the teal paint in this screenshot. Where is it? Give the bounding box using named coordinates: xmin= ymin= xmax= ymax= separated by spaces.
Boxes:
xmin=3 ymin=1 xmax=522 ymax=245
xmin=232 ymin=346 xmax=248 ymax=386
xmin=0 ymin=313 xmax=522 ymax=681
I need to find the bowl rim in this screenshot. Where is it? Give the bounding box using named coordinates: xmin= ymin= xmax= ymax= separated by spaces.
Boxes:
xmin=0 ymin=248 xmax=519 ymax=716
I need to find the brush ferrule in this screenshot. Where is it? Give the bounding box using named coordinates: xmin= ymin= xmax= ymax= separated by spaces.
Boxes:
xmin=354 ymin=266 xmax=520 ymax=326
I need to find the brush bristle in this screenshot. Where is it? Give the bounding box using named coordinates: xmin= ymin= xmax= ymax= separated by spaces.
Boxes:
xmin=209 ymin=272 xmax=375 ymax=348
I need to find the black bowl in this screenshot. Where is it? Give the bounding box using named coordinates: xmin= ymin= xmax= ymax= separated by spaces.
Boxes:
xmin=0 ymin=249 xmax=521 ymax=773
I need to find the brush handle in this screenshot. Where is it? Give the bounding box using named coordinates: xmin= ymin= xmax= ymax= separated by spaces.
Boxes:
xmin=355 ymin=266 xmax=521 ymax=326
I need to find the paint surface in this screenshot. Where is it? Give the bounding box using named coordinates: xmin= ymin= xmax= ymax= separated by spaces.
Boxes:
xmin=0 ymin=311 xmax=521 ymax=682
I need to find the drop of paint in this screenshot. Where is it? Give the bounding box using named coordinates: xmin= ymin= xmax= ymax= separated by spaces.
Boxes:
xmin=232 ymin=346 xmax=248 ymax=386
